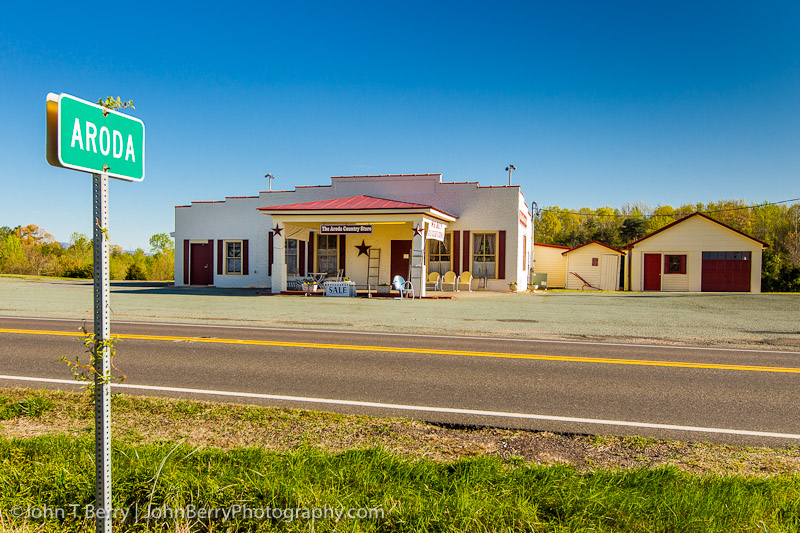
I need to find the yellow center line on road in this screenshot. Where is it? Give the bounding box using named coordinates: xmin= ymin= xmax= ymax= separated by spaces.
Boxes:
xmin=2 ymin=327 xmax=800 ymax=374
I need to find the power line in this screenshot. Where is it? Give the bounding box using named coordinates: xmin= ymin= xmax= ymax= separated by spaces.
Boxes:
xmin=538 ymin=197 xmax=800 ymax=219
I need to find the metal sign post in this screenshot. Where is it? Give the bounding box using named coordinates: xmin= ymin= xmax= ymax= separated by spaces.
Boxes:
xmin=93 ymin=172 xmax=112 ymax=533
xmin=47 ymin=92 xmax=145 ymax=533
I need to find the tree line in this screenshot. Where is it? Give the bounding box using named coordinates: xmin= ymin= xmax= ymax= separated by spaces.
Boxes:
xmin=0 ymin=224 xmax=174 ymax=281
xmin=534 ymin=199 xmax=800 ymax=292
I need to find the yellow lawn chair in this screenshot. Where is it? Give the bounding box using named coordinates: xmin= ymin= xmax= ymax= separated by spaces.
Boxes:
xmin=457 ymin=271 xmax=473 ymax=292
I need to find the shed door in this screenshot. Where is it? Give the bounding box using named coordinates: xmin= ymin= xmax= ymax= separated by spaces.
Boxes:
xmin=643 ymin=253 xmax=661 ymax=291
xmin=701 ymin=252 xmax=751 ymax=292
xmin=190 ymin=242 xmax=214 ymax=285
xmin=600 ymin=254 xmax=619 ymax=291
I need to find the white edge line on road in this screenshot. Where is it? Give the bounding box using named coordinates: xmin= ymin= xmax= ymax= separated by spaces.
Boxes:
xmin=1 ymin=374 xmax=798 ymax=441
xmin=2 ymin=315 xmax=798 ymax=355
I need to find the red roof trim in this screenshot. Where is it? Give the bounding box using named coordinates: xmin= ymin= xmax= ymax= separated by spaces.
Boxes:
xmin=225 ymin=196 xmax=259 ymax=199
xmin=175 ymin=205 xmax=192 ymax=208
xmin=191 ymin=200 xmax=223 ymax=204
xmin=534 ymin=242 xmax=571 ymax=250
xmin=623 ymin=212 xmax=768 ymax=249
xmin=562 ymin=241 xmax=625 ymax=255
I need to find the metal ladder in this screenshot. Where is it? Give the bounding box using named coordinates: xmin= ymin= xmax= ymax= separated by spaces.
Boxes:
xmin=367 ymin=248 xmax=381 ymax=287
xmin=410 ymin=247 xmax=425 ymax=291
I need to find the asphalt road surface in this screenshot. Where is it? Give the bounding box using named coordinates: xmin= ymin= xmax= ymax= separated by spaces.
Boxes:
xmin=1 ymin=315 xmax=799 ymax=447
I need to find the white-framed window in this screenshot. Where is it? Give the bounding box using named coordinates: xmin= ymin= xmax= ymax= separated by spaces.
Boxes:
xmin=427 ymin=233 xmax=452 ymax=275
xmin=285 ymin=238 xmax=299 ymax=276
xmin=317 ymin=235 xmax=338 ymax=276
xmin=472 ymin=232 xmax=497 ymax=279
xmin=225 ymin=240 xmax=242 ymax=275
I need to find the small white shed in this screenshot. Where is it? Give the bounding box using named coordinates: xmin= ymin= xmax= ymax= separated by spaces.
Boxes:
xmin=563 ymin=241 xmax=625 ymax=291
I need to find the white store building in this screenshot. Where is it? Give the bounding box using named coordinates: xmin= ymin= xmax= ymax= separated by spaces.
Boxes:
xmin=173 ymin=173 xmax=533 ymax=297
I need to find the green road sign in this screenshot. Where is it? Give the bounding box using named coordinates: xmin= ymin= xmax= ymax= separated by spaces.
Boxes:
xmin=47 ymin=93 xmax=145 ymax=182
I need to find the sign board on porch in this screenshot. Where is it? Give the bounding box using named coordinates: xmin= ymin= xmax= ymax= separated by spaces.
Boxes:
xmin=320 ymin=224 xmax=373 ymax=234
xmin=427 ymin=220 xmax=446 ymax=242
xmin=324 ymin=281 xmax=357 ymax=297
xmin=46 ymin=93 xmax=145 ymax=182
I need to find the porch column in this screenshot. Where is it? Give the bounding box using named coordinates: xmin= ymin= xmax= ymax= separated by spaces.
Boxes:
xmin=412 ymin=217 xmax=426 ymax=298
xmin=271 ymin=217 xmax=287 ymax=294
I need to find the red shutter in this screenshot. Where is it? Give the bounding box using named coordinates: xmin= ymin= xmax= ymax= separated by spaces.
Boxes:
xmin=242 ymin=239 xmax=249 ymax=275
xmin=308 ymin=232 xmax=315 ymax=273
xmin=268 ymin=232 xmax=274 ymax=276
xmin=453 ymin=231 xmax=461 ymax=274
xmin=217 ymin=240 xmax=223 ymax=275
xmin=462 ymin=231 xmax=470 ymax=274
xmin=498 ymin=230 xmax=506 ymax=280
xmin=299 ymin=243 xmax=306 ymax=276
xmin=183 ymin=240 xmax=189 ymax=285
xmin=339 ymin=234 xmax=346 ymax=275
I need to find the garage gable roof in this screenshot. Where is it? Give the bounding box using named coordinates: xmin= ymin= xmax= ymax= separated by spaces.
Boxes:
xmin=562 ymin=241 xmax=625 ymax=256
xmin=623 ymin=212 xmax=768 ymax=249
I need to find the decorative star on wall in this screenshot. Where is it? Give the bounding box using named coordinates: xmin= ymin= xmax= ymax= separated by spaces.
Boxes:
xmin=272 ymin=225 xmax=283 ymax=237
xmin=412 ymin=224 xmax=424 ymax=237
xmin=355 ymin=240 xmax=371 ymax=256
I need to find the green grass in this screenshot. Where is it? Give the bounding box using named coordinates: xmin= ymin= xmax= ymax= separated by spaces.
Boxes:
xmin=0 ymin=394 xmax=52 ymax=420
xmin=0 ymin=435 xmax=799 ymax=532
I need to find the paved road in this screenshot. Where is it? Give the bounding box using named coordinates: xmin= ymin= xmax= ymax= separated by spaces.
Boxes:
xmin=1 ymin=315 xmax=799 ymax=447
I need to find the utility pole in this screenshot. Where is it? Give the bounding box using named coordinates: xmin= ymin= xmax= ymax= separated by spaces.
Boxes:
xmin=505 ymin=165 xmax=516 ymax=186
xmin=265 ymin=172 xmax=275 ymax=191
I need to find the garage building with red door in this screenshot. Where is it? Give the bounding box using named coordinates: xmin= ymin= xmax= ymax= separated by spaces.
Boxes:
xmin=623 ymin=213 xmax=766 ymax=293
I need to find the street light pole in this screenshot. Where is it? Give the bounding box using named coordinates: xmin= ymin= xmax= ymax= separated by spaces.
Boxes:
xmin=505 ymin=165 xmax=516 ymax=186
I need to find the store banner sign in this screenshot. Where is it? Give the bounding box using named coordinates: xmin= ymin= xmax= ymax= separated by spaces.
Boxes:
xmin=320 ymin=224 xmax=373 ymax=235
xmin=427 ymin=221 xmax=446 ymax=242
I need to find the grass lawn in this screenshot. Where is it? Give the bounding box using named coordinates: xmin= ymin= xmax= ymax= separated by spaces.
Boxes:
xmin=1 ymin=388 xmax=799 ymax=532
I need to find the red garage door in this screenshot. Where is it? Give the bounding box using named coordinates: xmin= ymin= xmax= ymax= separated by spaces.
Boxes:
xmin=701 ymin=252 xmax=751 ymax=292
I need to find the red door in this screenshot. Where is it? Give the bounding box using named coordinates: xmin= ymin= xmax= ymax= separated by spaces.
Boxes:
xmin=390 ymin=240 xmax=412 ymax=281
xmin=190 ymin=242 xmax=214 ymax=285
xmin=643 ymin=253 xmax=661 ymax=291
xmin=701 ymin=252 xmax=751 ymax=292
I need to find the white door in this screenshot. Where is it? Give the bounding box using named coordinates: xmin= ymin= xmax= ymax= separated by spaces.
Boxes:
xmin=600 ymin=254 xmax=619 ymax=291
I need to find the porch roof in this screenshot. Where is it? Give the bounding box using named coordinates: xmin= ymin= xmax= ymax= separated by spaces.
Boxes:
xmin=257 ymin=195 xmax=458 ymax=222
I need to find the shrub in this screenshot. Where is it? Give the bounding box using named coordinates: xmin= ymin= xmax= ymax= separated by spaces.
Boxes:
xmin=125 ymin=264 xmax=147 ymax=280
xmin=62 ymin=264 xmax=93 ymax=278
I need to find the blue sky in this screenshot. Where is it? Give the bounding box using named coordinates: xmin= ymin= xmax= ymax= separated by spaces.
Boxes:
xmin=1 ymin=1 xmax=798 ymax=249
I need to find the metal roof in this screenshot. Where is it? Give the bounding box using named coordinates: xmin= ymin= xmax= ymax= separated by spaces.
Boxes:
xmin=258 ymin=195 xmax=456 ymax=218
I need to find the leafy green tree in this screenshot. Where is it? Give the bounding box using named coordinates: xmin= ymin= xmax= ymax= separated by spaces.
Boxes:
xmin=0 ymin=233 xmax=27 ymax=273
xmin=149 ymin=233 xmax=174 ymax=255
xmin=620 ymin=217 xmax=648 ymax=244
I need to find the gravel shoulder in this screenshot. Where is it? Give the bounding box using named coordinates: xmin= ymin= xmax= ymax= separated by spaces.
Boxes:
xmin=1 ymin=276 xmax=798 ymax=351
